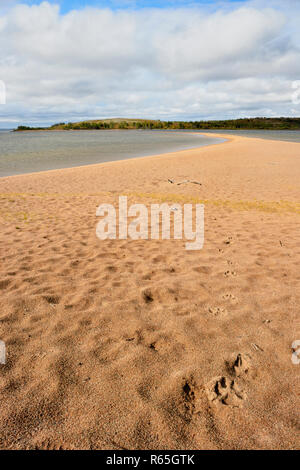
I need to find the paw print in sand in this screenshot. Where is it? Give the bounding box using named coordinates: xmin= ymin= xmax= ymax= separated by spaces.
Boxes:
xmin=222 ymin=293 xmax=238 ymax=303
xmin=206 ymin=376 xmax=245 ymax=407
xmin=224 ymin=236 xmax=233 ymax=245
xmin=208 ymin=306 xmax=227 ymax=316
xmin=231 ymin=353 xmax=251 ymax=377
xmin=224 ymin=270 xmax=237 ymax=277
xmin=206 ymin=353 xmax=252 ymax=407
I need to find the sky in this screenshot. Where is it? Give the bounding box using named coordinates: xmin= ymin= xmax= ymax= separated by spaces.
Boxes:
xmin=0 ymin=1 xmax=252 ymax=13
xmin=0 ymin=0 xmax=300 ymax=127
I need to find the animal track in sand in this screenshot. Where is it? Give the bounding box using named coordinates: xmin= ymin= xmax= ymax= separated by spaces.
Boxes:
xmin=182 ymin=376 xmax=201 ymax=419
xmin=141 ymin=285 xmax=182 ymax=305
xmin=230 ymin=353 xmax=252 ymax=377
xmin=70 ymin=259 xmax=80 ymax=268
xmin=142 ymin=288 xmax=154 ymax=303
xmin=206 ymin=376 xmax=245 ymax=407
xmin=168 ymin=266 xmax=176 ymax=273
xmin=222 ymin=293 xmax=238 ymax=303
xmin=206 ymin=353 xmax=253 ymax=407
xmin=125 ymin=329 xmax=147 ymax=344
xmin=208 ymin=306 xmax=227 ymax=317
xmin=124 ymin=328 xmax=182 ymax=358
xmin=224 ymin=270 xmax=237 ymax=277
xmin=125 ymin=332 xmax=159 ymax=354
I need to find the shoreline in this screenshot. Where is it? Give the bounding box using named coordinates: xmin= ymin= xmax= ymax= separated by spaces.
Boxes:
xmin=2 ymin=129 xmax=299 ymax=180
xmin=0 ymin=132 xmax=228 ymax=179
xmin=1 ymin=134 xmax=299 ymax=202
xmin=0 ymin=131 xmax=297 ymax=182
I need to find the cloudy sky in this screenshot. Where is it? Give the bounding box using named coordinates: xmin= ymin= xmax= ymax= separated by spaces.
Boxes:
xmin=0 ymin=0 xmax=300 ymax=127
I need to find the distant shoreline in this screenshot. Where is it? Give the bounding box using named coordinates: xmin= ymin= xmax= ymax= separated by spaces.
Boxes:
xmin=13 ymin=116 xmax=300 ymax=132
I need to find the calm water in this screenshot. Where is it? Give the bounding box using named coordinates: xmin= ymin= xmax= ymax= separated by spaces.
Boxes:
xmin=0 ymin=130 xmax=225 ymax=177
xmin=202 ymin=129 xmax=300 ymax=143
xmin=1 ymin=128 xmax=299 ymax=178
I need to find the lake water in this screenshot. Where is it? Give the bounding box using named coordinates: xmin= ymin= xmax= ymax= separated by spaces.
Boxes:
xmin=0 ymin=130 xmax=225 ymax=177
xmin=1 ymin=128 xmax=299 ymax=178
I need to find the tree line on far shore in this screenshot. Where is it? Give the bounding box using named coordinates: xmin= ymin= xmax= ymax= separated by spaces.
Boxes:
xmin=16 ymin=117 xmax=300 ymax=131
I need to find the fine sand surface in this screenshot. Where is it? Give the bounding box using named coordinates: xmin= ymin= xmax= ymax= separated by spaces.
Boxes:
xmin=0 ymin=134 xmax=299 ymax=450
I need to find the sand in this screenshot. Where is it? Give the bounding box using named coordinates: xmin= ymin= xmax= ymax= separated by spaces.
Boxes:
xmin=0 ymin=134 xmax=299 ymax=450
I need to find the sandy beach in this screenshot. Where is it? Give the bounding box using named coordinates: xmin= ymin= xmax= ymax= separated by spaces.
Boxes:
xmin=0 ymin=134 xmax=299 ymax=450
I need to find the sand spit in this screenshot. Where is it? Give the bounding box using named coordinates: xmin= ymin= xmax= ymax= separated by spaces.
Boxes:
xmin=0 ymin=135 xmax=299 ymax=449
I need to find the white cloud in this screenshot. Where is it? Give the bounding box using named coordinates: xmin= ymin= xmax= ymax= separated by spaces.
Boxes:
xmin=0 ymin=1 xmax=300 ymax=125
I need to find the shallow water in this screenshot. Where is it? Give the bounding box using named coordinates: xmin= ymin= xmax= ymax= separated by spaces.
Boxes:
xmin=1 ymin=128 xmax=299 ymax=178
xmin=0 ymin=130 xmax=225 ymax=177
